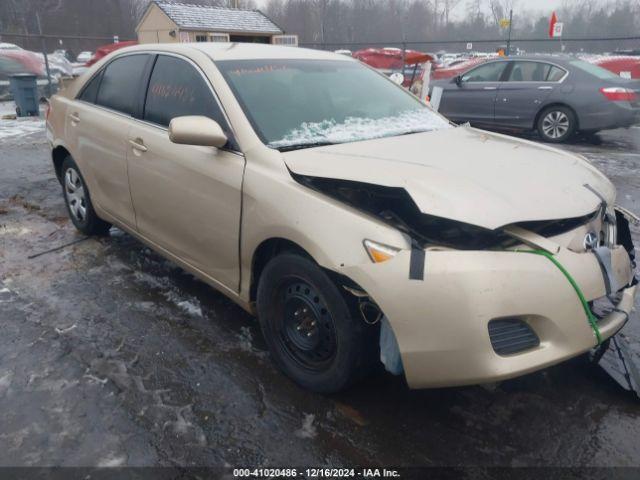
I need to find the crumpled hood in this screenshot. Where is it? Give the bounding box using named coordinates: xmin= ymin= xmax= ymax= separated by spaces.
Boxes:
xmin=283 ymin=125 xmax=615 ymax=230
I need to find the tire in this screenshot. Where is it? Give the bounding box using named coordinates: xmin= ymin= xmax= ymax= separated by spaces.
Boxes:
xmin=257 ymin=253 xmax=373 ymax=393
xmin=537 ymin=106 xmax=576 ymax=143
xmin=61 ymin=156 xmax=111 ymax=236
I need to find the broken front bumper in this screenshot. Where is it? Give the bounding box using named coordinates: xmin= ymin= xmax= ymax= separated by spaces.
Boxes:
xmin=341 ymin=245 xmax=636 ymax=389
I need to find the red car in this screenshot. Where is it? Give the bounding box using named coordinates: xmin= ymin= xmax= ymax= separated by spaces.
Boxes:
xmin=353 ymin=48 xmax=434 ymax=87
xmin=431 ymin=56 xmax=490 ymax=80
xmin=590 ymin=56 xmax=640 ymax=79
xmin=0 ymin=50 xmax=45 ymax=78
xmin=86 ymin=41 xmax=138 ymax=66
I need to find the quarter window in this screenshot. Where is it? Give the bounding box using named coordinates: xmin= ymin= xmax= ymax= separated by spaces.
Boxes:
xmin=547 ymin=65 xmax=566 ymax=82
xmin=144 ymin=55 xmax=228 ymax=131
xmin=462 ymin=62 xmax=508 ymax=82
xmin=507 ymin=61 xmax=566 ymax=82
xmin=78 ymin=70 xmax=103 ymax=103
xmin=95 ymin=54 xmax=149 ymax=115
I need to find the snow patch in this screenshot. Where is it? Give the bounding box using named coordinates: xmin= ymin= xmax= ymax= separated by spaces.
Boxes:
xmin=270 ymin=108 xmax=450 ymax=148
xmin=295 ymin=413 xmax=317 ymax=439
xmin=97 ymin=453 xmax=127 ymax=467
xmin=0 ymin=117 xmax=45 ymax=140
xmin=177 ymin=300 xmax=203 ymax=318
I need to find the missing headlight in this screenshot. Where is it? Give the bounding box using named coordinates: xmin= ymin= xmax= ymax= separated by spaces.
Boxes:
xmin=291 ymin=173 xmax=516 ymax=250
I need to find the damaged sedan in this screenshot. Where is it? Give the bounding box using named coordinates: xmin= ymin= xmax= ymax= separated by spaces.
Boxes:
xmin=46 ymin=43 xmax=638 ymax=393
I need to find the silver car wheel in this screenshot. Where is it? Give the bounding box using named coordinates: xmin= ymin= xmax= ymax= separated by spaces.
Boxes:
xmin=64 ymin=167 xmax=87 ymax=222
xmin=541 ymin=111 xmax=570 ymax=139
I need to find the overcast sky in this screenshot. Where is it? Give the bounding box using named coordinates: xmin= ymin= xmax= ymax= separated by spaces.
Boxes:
xmin=256 ymin=0 xmax=570 ymax=19
xmin=496 ymin=0 xmax=565 ymax=16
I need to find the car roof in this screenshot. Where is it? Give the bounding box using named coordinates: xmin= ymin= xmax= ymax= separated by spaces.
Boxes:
xmin=480 ymin=55 xmax=576 ymax=66
xmin=111 ymin=42 xmax=353 ymax=62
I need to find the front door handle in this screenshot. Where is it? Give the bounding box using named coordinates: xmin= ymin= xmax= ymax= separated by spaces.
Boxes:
xmin=483 ymin=86 xmax=497 ymax=90
xmin=129 ymin=139 xmax=148 ymax=153
xmin=69 ymin=112 xmax=80 ymax=124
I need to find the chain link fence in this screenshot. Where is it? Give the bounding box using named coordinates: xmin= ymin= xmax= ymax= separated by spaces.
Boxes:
xmin=301 ymin=35 xmax=640 ymax=55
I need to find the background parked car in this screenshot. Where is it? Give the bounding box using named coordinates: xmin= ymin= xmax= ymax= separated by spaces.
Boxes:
xmin=76 ymin=51 xmax=94 ymax=64
xmin=431 ymin=56 xmax=640 ymax=142
xmin=431 ymin=56 xmax=489 ymax=80
xmin=0 ymin=50 xmax=58 ymax=101
xmin=37 ymin=52 xmax=74 ymax=78
xmin=589 ymin=55 xmax=640 ymax=79
xmin=85 ymin=41 xmax=137 ymax=66
xmin=0 ymin=42 xmax=23 ymax=51
xmin=353 ymin=47 xmax=434 ymax=91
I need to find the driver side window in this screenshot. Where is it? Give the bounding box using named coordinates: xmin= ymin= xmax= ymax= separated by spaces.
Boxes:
xmin=461 ymin=62 xmax=508 ymax=82
xmin=144 ymin=55 xmax=229 ymax=131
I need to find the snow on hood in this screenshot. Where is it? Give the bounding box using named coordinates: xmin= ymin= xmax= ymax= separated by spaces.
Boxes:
xmin=283 ymin=125 xmax=615 ymax=230
xmin=269 ymin=108 xmax=450 ymax=148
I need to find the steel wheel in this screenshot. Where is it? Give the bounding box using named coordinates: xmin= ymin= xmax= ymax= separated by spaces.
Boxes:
xmin=277 ymin=280 xmax=337 ymax=371
xmin=257 ymin=253 xmax=375 ymax=393
xmin=541 ymin=110 xmax=570 ymax=139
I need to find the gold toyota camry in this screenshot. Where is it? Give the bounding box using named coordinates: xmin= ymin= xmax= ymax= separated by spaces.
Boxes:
xmin=46 ymin=43 xmax=638 ymax=393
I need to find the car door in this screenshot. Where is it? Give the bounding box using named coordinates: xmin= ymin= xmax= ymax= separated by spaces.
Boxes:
xmin=494 ymin=61 xmax=566 ymax=128
xmin=438 ymin=60 xmax=508 ymax=126
xmin=127 ymin=54 xmax=245 ymax=292
xmin=67 ymin=53 xmax=152 ymax=228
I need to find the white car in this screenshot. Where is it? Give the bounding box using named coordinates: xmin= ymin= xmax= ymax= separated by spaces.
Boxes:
xmin=77 ymin=51 xmax=93 ymax=64
xmin=0 ymin=43 xmax=22 ymax=51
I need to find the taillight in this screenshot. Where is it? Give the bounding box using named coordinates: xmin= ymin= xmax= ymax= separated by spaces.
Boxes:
xmin=599 ymin=87 xmax=637 ymax=102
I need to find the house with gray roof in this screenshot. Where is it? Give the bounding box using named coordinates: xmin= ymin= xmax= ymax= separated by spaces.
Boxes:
xmin=136 ymin=1 xmax=297 ymax=46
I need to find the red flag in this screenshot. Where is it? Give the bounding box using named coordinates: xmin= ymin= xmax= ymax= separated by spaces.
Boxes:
xmin=549 ymin=11 xmax=558 ymax=38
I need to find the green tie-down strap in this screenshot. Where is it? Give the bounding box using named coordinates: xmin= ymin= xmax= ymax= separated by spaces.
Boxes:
xmin=517 ymin=249 xmax=602 ymax=345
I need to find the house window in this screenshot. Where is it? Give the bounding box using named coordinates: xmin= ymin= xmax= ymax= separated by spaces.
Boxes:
xmin=195 ymin=35 xmax=208 ymax=42
xmin=272 ymin=35 xmax=298 ymax=47
xmin=209 ymin=33 xmax=230 ymax=42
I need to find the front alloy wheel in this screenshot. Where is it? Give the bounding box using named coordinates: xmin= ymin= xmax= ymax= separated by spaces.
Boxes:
xmin=537 ymin=106 xmax=576 ymax=143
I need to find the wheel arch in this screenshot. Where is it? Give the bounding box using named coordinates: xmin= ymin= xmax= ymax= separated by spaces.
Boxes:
xmin=249 ymin=237 xmax=314 ymax=304
xmin=248 ymin=236 xmax=371 ymax=313
xmin=52 ymin=145 xmax=71 ymax=184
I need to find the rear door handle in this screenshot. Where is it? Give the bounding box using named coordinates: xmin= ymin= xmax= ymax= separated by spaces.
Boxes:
xmin=129 ymin=139 xmax=148 ymax=153
xmin=483 ymin=86 xmax=497 ymax=90
xmin=69 ymin=112 xmax=80 ymax=124
xmin=538 ymin=86 xmax=553 ymax=90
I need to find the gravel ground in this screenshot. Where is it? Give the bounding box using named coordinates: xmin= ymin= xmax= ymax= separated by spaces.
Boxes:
xmin=0 ymin=117 xmax=639 ymax=469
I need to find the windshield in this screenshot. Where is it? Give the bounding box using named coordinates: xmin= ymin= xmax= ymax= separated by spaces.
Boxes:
xmin=570 ymin=59 xmax=620 ymax=80
xmin=216 ymin=59 xmax=450 ymax=150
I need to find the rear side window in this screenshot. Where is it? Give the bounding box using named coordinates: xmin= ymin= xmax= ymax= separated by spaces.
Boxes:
xmin=96 ymin=54 xmax=149 ymax=115
xmin=144 ymin=55 xmax=228 ymax=130
xmin=506 ymin=61 xmax=566 ymax=82
xmin=462 ymin=62 xmax=507 ymax=82
xmin=78 ymin=71 xmax=102 ymax=103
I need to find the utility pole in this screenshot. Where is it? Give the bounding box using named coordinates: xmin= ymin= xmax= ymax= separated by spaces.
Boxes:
xmin=506 ymin=9 xmax=513 ymax=56
xmin=35 ymin=12 xmax=53 ymax=98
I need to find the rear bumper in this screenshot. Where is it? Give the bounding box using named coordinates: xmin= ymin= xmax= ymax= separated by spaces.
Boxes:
xmin=580 ymin=101 xmax=640 ymax=131
xmin=341 ymin=245 xmax=636 ymax=389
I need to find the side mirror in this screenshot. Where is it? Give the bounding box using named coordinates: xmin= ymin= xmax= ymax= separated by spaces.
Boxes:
xmin=168 ymin=115 xmax=228 ymax=148
xmin=454 ymin=75 xmax=462 ymax=86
